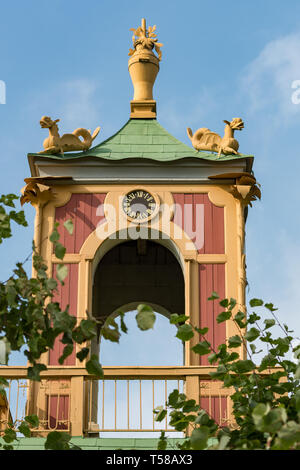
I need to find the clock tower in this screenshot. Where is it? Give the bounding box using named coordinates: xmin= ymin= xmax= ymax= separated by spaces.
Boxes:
xmin=19 ymin=19 xmax=260 ymax=444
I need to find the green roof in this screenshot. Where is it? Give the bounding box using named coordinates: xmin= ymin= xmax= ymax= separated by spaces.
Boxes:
xmin=28 ymin=119 xmax=253 ymax=164
xmin=1 ymin=437 xmax=185 ymax=450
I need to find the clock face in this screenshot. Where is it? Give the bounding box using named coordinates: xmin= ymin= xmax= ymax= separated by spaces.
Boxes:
xmin=122 ymin=190 xmax=158 ymax=222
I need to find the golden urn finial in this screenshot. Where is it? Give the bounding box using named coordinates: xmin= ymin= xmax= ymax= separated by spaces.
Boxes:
xmin=128 ymin=18 xmax=163 ymax=119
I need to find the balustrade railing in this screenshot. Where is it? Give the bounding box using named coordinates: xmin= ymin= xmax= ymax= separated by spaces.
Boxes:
xmin=0 ymin=366 xmax=234 ymax=437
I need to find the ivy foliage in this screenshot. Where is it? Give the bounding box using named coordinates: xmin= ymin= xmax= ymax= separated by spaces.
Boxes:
xmin=156 ymin=293 xmax=300 ymax=450
xmin=0 ymin=194 xmax=27 ymax=245
xmin=0 ymin=194 xmax=155 ymax=450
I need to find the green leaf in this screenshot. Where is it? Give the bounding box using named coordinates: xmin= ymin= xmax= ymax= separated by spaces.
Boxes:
xmin=63 ymin=219 xmax=74 ymax=235
xmin=228 ymin=335 xmax=242 ymax=348
xmin=248 ymin=313 xmax=261 ymax=324
xmin=249 ymin=298 xmax=264 ymax=307
xmin=295 ymin=365 xmax=300 ymax=380
xmin=27 ymin=363 xmax=47 ymax=381
xmin=234 ymin=311 xmax=247 ymax=328
xmin=264 ymin=319 xmax=276 ymax=330
xmin=49 ymin=229 xmax=60 ymax=243
xmin=231 ymin=359 xmax=256 ymax=374
xmin=5 ymin=283 xmax=17 ymax=306
xmin=46 ymin=278 xmax=58 ymax=291
xmin=119 ymin=312 xmax=128 ymax=334
xmin=253 ymin=403 xmax=269 ymax=419
xmin=276 ymin=421 xmax=300 ymax=449
xmin=209 ymin=364 xmax=227 ymax=379
xmin=176 ymin=324 xmax=194 ymax=342
xmin=101 ymin=318 xmax=120 ymax=343
xmin=45 ymin=431 xmax=72 ymax=450
xmin=169 ymin=313 xmax=189 ymax=324
xmin=55 ymin=242 xmax=66 ymax=260
xmin=208 ymin=352 xmax=218 ymax=364
xmin=76 ymin=348 xmax=90 ymax=362
xmin=182 ymin=399 xmax=199 ymax=413
xmin=168 ymin=389 xmax=180 ymax=407
xmin=25 ymin=415 xmax=39 ymax=428
xmin=18 ymin=422 xmax=31 ymax=438
xmin=190 ymin=426 xmax=210 ymax=450
xmin=80 ymin=320 xmax=97 ymax=340
xmin=208 ymin=292 xmax=219 ymax=300
xmin=194 ymin=410 xmax=211 ymax=426
xmin=194 ymin=326 xmax=209 ymax=335
xmin=218 ymin=435 xmax=230 ymax=450
xmin=217 ymin=311 xmax=232 ymax=323
xmin=192 ymin=340 xmax=211 ymax=355
xmin=59 ymin=344 xmax=74 ymax=365
xmin=56 ymin=264 xmax=68 ymax=283
xmin=3 ymin=428 xmax=17 ymax=444
xmin=264 ymin=303 xmax=278 ymax=312
xmin=219 ymin=299 xmax=229 ymax=308
xmin=86 ymin=354 xmax=103 ymax=378
xmin=135 ymin=304 xmax=156 ymax=331
xmin=157 ymin=431 xmax=167 ymax=450
xmin=259 ymin=353 xmax=278 ymax=371
xmin=245 ymin=327 xmax=260 ymax=342
xmin=154 ymin=406 xmax=168 ymax=422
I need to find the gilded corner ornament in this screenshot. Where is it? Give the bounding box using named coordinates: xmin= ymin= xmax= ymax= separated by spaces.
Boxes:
xmin=38 ymin=116 xmax=100 ymax=155
xmin=208 ymin=172 xmax=261 ymax=207
xmin=20 ymin=180 xmax=56 ymax=208
xmin=230 ymin=175 xmax=261 ymax=207
xmin=187 ymin=118 xmax=244 ymax=156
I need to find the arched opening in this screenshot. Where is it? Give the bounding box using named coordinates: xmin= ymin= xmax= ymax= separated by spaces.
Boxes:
xmin=88 ymin=239 xmax=186 ymax=436
xmin=92 ymin=239 xmax=185 ymax=332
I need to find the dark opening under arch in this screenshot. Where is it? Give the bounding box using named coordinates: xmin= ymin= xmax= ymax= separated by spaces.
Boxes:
xmin=92 ymin=239 xmax=185 ymax=323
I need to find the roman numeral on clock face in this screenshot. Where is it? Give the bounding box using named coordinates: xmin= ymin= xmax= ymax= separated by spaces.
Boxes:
xmin=122 ymin=190 xmax=157 ymax=221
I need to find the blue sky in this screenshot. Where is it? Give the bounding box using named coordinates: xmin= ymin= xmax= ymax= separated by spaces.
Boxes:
xmin=2 ymin=0 xmax=300 ymax=367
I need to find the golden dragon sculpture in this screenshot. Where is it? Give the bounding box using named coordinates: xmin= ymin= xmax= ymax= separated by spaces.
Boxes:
xmin=38 ymin=116 xmax=100 ymax=155
xmin=187 ymin=118 xmax=244 ymax=156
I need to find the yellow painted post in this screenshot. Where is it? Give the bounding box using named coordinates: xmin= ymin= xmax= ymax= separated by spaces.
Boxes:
xmin=70 ymin=376 xmax=84 ymax=436
xmin=185 ymin=375 xmax=199 ymax=436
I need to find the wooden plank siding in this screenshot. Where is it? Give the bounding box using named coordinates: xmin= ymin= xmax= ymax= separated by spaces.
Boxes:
xmin=50 ymin=193 xmax=106 ymax=366
xmin=200 ymin=396 xmax=228 ymax=426
xmin=55 ymin=193 xmax=107 ymax=253
xmin=198 ymin=264 xmax=226 ymax=365
xmin=172 ymin=193 xmax=224 ymax=253
xmin=49 ymin=264 xmax=78 ymax=366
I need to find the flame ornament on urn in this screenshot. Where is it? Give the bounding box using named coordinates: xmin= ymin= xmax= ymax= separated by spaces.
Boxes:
xmin=128 ymin=18 xmax=163 ymax=118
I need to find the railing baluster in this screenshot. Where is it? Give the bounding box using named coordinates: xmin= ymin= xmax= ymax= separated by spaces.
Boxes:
xmin=165 ymin=380 xmax=167 ymax=430
xmin=6 ymin=380 xmax=11 ymax=425
xmin=152 ymin=380 xmax=155 ymax=430
xmin=25 ymin=380 xmax=29 ymax=418
xmin=102 ymin=380 xmax=105 ymax=430
xmin=139 ymin=380 xmax=142 ymax=430
xmin=15 ymin=380 xmax=20 ymax=423
xmin=127 ymin=380 xmax=130 ymax=430
xmin=115 ymin=380 xmax=117 ymax=430
xmin=89 ymin=380 xmax=92 ymax=428
xmin=56 ymin=384 xmax=60 ymax=430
